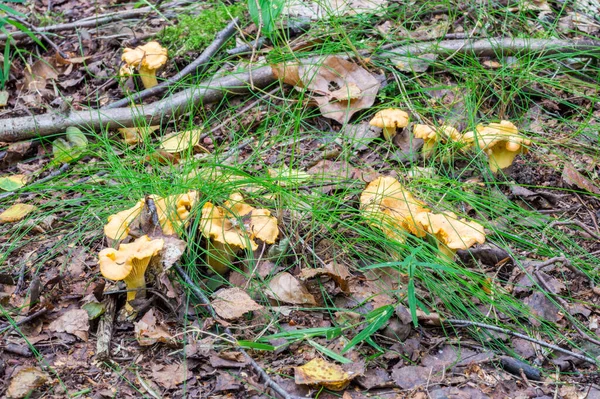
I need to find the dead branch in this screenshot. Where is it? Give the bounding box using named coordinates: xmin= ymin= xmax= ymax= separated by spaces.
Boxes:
xmin=0 ymin=66 xmax=275 ymax=142
xmin=105 ymin=18 xmax=240 ymax=109
xmin=445 ymin=319 xmax=598 ymax=365
xmin=2 ymin=38 xmax=600 ymax=142
xmin=378 ymin=37 xmax=600 ymax=59
xmin=0 ymin=0 xmax=196 ymax=42
xmin=95 ymin=295 xmax=117 ymax=361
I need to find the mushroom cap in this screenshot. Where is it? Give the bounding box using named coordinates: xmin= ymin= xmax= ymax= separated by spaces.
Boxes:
xmin=152 ymin=191 xmax=198 ymax=236
xmin=416 ymin=211 xmax=486 ymax=252
xmin=223 ymin=192 xmax=254 ymax=218
xmin=369 ymin=108 xmax=409 ymax=129
xmin=159 ymin=129 xmax=202 ymax=153
xmin=465 ymin=121 xmax=530 ymax=171
xmin=104 ymin=200 xmax=145 ymax=241
xmin=360 ymin=176 xmax=429 ymax=241
xmin=468 ymin=121 xmax=530 ymax=151
xmin=200 ymin=193 xmax=279 ymax=252
xmin=99 ymin=235 xmax=164 ymax=281
xmin=200 ymin=201 xmax=256 ymax=251
xmin=249 ymin=208 xmax=279 ymax=244
xmin=414 ymin=124 xmax=461 ymax=142
xmin=122 ymin=41 xmax=168 ymax=70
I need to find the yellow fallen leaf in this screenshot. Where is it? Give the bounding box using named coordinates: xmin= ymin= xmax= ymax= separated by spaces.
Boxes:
xmin=0 ymin=174 xmax=28 ymax=191
xmin=295 ymin=358 xmax=351 ymax=391
xmin=159 ymin=129 xmax=203 ymax=153
xmin=0 ymin=204 xmax=37 ymax=223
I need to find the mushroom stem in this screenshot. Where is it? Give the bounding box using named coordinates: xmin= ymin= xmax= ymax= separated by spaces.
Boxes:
xmin=139 ymin=68 xmax=158 ymax=89
xmin=437 ymin=245 xmax=457 ymax=260
xmin=207 ymin=240 xmax=237 ymax=275
xmin=124 ymin=272 xmax=147 ymax=303
xmin=382 ymin=127 xmax=396 ymax=141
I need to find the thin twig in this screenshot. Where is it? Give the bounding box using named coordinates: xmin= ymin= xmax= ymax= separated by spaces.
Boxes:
xmin=0 ymin=0 xmax=196 ymax=41
xmin=547 ymin=220 xmax=600 ymax=241
xmin=203 ymin=87 xmax=279 ymax=138
xmin=105 ymin=18 xmax=239 ymax=109
xmin=533 ymin=269 xmax=600 ymax=346
xmin=8 ymin=15 xmax=68 ymax=58
xmin=0 ymin=163 xmax=69 ymax=200
xmin=175 ymin=265 xmax=301 ymax=399
xmin=0 ymin=308 xmax=48 ymax=335
xmin=445 ymin=319 xmax=598 ymax=365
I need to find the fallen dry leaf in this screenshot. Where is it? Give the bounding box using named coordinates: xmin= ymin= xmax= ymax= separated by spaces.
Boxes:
xmin=0 ymin=174 xmax=28 ymax=191
xmin=23 ymin=58 xmax=59 ymax=91
xmin=0 ymin=203 xmax=37 ymax=223
xmin=134 ymin=308 xmax=175 ymax=346
xmin=47 ymin=308 xmax=89 ymax=341
xmin=151 ymin=363 xmax=188 ymax=389
xmin=268 ymin=272 xmax=317 ymax=305
xmin=273 ymin=56 xmax=380 ymax=124
xmin=295 ymin=358 xmax=353 ymax=391
xmin=6 ymin=367 xmax=48 ymax=399
xmin=298 ymin=262 xmax=351 ymax=293
xmin=211 ymin=287 xmax=263 ymax=320
xmin=119 ymin=125 xmax=160 ymax=145
xmin=159 ymin=129 xmax=203 ymax=153
xmin=562 ymin=162 xmax=600 ymax=194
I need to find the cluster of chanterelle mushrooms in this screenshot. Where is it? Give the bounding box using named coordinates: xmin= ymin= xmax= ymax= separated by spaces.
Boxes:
xmin=369 ymin=109 xmax=531 ymax=172
xmin=98 ymin=191 xmax=278 ymax=316
xmin=360 ymin=176 xmax=486 ymax=259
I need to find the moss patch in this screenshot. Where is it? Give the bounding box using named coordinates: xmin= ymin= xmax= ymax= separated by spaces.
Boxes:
xmin=159 ymin=3 xmax=246 ymax=56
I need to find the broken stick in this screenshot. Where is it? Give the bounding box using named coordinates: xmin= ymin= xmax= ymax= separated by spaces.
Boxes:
xmin=2 ymin=38 xmax=600 ymax=142
xmin=95 ymin=295 xmax=117 ymax=361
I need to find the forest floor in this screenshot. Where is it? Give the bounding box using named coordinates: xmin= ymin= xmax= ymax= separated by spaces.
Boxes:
xmin=0 ymin=0 xmax=599 ymax=398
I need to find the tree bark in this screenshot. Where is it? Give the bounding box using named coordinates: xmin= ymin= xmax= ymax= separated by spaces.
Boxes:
xmin=1 ymin=38 xmax=599 ymax=142
xmin=0 ymin=66 xmax=276 ymax=141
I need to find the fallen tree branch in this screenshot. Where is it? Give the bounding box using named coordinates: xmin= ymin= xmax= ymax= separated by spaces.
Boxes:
xmin=0 ymin=0 xmax=195 ymax=42
xmin=2 ymin=38 xmax=600 ymax=142
xmin=0 ymin=66 xmax=275 ymax=141
xmin=377 ymin=37 xmax=600 ymax=59
xmin=445 ymin=319 xmax=598 ymax=365
xmin=175 ymin=265 xmax=302 ymax=399
xmin=105 ymin=18 xmax=240 ymax=109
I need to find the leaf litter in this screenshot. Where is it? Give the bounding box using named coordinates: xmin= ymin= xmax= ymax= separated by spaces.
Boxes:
xmin=0 ymin=0 xmax=599 ymax=397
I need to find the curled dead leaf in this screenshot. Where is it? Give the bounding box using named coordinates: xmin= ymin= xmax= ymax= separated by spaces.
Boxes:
xmin=273 ymin=56 xmax=380 ymax=124
xmin=268 ymin=272 xmax=317 ymax=305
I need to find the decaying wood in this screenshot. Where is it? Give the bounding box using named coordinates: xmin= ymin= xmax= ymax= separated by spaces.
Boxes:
xmin=377 ymin=37 xmax=600 ymax=59
xmin=0 ymin=66 xmax=275 ymax=142
xmin=95 ymin=295 xmax=117 ymax=361
xmin=1 ymin=38 xmax=600 ymax=142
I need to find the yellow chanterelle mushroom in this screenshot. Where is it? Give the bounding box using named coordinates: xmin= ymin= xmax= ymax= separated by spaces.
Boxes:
xmin=121 ymin=41 xmax=168 ymax=89
xmin=369 ymin=108 xmax=409 ymax=141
